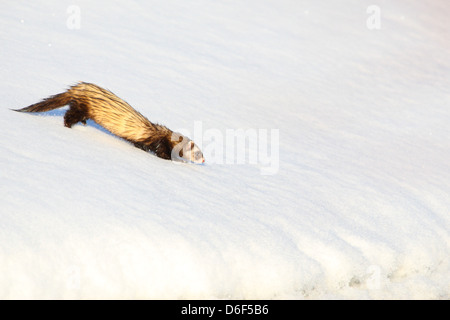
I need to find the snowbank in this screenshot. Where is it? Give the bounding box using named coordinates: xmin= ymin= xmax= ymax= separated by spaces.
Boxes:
xmin=1 ymin=0 xmax=449 ymax=299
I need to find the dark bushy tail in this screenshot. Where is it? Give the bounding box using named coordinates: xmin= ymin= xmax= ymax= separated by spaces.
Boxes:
xmin=14 ymin=91 xmax=72 ymax=113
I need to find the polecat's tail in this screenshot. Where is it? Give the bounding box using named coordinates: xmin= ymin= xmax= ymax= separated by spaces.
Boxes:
xmin=13 ymin=91 xmax=72 ymax=113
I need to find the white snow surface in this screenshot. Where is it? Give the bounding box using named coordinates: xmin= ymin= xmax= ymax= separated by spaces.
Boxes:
xmin=1 ymin=0 xmax=449 ymax=299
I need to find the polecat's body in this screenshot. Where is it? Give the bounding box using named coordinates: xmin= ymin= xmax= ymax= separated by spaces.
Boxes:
xmin=14 ymin=82 xmax=204 ymax=163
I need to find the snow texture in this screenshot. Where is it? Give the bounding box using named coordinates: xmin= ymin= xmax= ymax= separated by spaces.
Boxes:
xmin=1 ymin=0 xmax=449 ymax=299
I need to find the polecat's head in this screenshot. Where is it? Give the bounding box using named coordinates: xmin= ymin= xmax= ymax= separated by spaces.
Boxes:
xmin=171 ymin=134 xmax=205 ymax=164
xmin=183 ymin=140 xmax=205 ymax=164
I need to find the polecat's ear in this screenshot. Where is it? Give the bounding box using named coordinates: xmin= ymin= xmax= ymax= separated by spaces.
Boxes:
xmin=190 ymin=141 xmax=194 ymax=148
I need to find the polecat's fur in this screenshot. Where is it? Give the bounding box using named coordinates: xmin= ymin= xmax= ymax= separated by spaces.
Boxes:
xmin=14 ymin=82 xmax=204 ymax=163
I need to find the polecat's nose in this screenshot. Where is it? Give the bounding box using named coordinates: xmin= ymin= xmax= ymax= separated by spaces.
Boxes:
xmin=202 ymin=159 xmax=205 ymax=163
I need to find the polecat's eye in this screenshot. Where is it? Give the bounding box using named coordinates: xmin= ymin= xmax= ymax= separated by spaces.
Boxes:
xmin=194 ymin=151 xmax=202 ymax=159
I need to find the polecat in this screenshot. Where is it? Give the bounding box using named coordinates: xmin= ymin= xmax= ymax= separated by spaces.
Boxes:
xmin=14 ymin=82 xmax=204 ymax=163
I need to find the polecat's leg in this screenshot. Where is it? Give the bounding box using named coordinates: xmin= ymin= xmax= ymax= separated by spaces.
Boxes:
xmin=64 ymin=102 xmax=89 ymax=128
xmin=133 ymin=139 xmax=171 ymax=160
xmin=133 ymin=142 xmax=148 ymax=151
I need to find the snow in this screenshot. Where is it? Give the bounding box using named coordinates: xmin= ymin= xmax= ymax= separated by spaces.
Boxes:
xmin=1 ymin=0 xmax=449 ymax=299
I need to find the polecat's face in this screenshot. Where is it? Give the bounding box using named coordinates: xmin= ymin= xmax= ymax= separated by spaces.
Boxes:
xmin=184 ymin=141 xmax=205 ymax=164
xmin=176 ymin=139 xmax=205 ymax=164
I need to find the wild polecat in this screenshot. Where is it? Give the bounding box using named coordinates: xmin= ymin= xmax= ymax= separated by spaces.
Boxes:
xmin=14 ymin=82 xmax=204 ymax=163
